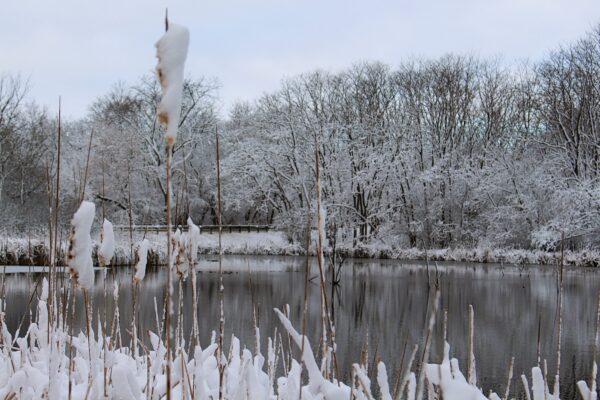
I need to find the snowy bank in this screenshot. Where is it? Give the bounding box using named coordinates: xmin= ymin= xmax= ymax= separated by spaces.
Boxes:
xmin=2 ymin=230 xmax=600 ymax=267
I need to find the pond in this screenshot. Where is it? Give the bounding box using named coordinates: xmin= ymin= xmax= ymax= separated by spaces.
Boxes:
xmin=2 ymin=255 xmax=600 ymax=399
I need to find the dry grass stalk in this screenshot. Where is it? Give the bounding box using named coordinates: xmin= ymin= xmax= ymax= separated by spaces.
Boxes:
xmin=314 ymin=144 xmax=340 ymax=382
xmin=416 ymin=290 xmax=440 ymax=400
xmin=468 ymin=304 xmax=476 ymax=385
xmin=503 ymin=356 xmax=514 ymax=400
xmin=49 ymin=97 xmax=62 ymax=333
xmin=395 ymin=344 xmax=418 ymax=400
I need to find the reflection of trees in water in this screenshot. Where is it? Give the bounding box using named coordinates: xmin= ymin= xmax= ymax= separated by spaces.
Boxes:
xmin=3 ymin=257 xmax=600 ymax=398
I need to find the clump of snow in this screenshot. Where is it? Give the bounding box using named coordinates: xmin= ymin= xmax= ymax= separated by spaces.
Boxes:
xmin=66 ymin=201 xmax=95 ymax=290
xmin=425 ymin=342 xmax=489 ymax=400
xmin=133 ymin=239 xmax=150 ymax=283
xmin=577 ymin=362 xmax=597 ymax=399
xmin=97 ymin=218 xmax=115 ymax=267
xmin=174 ymin=218 xmax=202 ymax=279
xmin=155 ymin=22 xmax=190 ymax=146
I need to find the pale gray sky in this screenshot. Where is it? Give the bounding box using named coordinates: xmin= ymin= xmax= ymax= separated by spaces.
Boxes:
xmin=1 ymin=0 xmax=599 ymax=119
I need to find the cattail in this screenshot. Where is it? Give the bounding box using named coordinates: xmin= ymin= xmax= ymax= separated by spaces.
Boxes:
xmin=98 ymin=218 xmax=115 ymax=267
xmin=187 ymin=217 xmax=200 ymax=263
xmin=133 ymin=239 xmax=151 ymax=283
xmin=66 ymin=201 xmax=95 ymax=290
xmin=155 ymin=22 xmax=190 ymax=146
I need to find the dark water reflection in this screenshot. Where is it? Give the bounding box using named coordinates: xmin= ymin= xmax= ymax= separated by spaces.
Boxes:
xmin=3 ymin=256 xmax=600 ymax=399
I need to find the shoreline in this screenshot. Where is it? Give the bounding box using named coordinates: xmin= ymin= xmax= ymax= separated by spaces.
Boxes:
xmin=2 ymin=231 xmax=600 ymax=268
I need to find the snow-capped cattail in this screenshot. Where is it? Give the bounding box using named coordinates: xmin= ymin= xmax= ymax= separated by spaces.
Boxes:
xmin=66 ymin=201 xmax=95 ymax=290
xmin=98 ymin=218 xmax=115 ymax=267
xmin=155 ymin=22 xmax=190 ymax=146
xmin=187 ymin=217 xmax=200 ymax=262
xmin=133 ymin=239 xmax=151 ymax=283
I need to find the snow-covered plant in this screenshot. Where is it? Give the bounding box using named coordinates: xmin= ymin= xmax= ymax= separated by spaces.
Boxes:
xmin=187 ymin=217 xmax=200 ymax=263
xmin=133 ymin=239 xmax=150 ymax=283
xmin=155 ymin=22 xmax=190 ymax=146
xmin=97 ymin=218 xmax=115 ymax=267
xmin=175 ymin=229 xmax=189 ymax=279
xmin=66 ymin=201 xmax=95 ymax=290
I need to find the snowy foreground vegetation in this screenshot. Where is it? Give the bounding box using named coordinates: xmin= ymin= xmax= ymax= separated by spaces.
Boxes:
xmin=1 ymin=276 xmax=596 ymax=400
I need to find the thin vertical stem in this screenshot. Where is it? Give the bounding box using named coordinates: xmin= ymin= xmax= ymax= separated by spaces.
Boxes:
xmin=163 ymin=16 xmax=173 ymax=399
xmin=314 ymin=143 xmax=340 ymax=381
xmin=67 ymin=279 xmax=76 ymax=400
xmin=299 ymin=222 xmax=311 ymax=400
xmin=50 ymin=96 xmax=62 ymax=330
xmin=127 ymin=135 xmax=134 ymax=263
xmin=215 ymin=126 xmax=225 ymax=400
xmin=165 ymin=142 xmax=173 ymax=400
xmin=190 ymin=249 xmax=199 ymax=349
xmin=79 ymin=129 xmax=94 ymax=203
xmin=467 ymin=304 xmax=476 ymax=385
xmin=554 ymin=232 xmax=565 ymax=396
xmin=45 ymin=160 xmax=53 ymax=342
xmin=101 ymin=160 xmax=106 ymax=221
xmin=415 ymin=290 xmax=440 ymax=400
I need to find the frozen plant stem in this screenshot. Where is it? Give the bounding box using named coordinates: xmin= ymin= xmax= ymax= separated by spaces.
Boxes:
xmin=165 ymin=142 xmax=173 ymax=400
xmin=50 ymin=96 xmax=62 ymax=334
xmin=300 ymin=222 xmax=311 ymax=400
xmin=314 ymin=142 xmax=340 ymax=381
xmin=468 ymin=304 xmax=475 ymax=385
xmin=215 ymin=125 xmax=225 ymax=400
xmin=416 ymin=290 xmax=440 ymax=400
xmin=79 ymin=129 xmax=94 ymax=203
xmin=155 ymin=12 xmax=189 ymax=396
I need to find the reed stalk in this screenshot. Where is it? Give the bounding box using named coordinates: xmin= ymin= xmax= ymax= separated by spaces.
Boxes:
xmin=79 ymin=129 xmax=94 ymax=203
xmin=165 ymin=141 xmax=174 ymax=400
xmin=189 ymin=242 xmax=199 ymax=349
xmin=67 ymin=278 xmax=76 ymax=400
xmin=215 ymin=126 xmax=225 ymax=400
xmin=467 ymin=304 xmax=475 ymax=385
xmin=395 ymin=344 xmax=418 ymax=400
xmin=314 ymin=143 xmax=340 ymax=381
xmin=503 ymin=356 xmax=514 ymax=400
xmin=50 ymin=97 xmax=62 ymax=332
xmin=416 ymin=290 xmax=440 ymax=400
xmin=299 ymin=221 xmax=311 ymax=400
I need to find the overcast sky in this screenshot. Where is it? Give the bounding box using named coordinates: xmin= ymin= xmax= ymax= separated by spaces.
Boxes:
xmin=1 ymin=0 xmax=599 ymax=119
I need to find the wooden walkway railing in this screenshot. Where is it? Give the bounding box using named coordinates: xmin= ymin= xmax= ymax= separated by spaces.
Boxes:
xmin=114 ymin=225 xmax=272 ymax=234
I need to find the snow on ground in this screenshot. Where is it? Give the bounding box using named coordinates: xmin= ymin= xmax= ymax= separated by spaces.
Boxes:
xmin=116 ymin=230 xmax=301 ymax=264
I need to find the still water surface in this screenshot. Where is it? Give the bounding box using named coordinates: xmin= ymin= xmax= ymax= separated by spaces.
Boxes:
xmin=3 ymin=256 xmax=600 ymax=399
